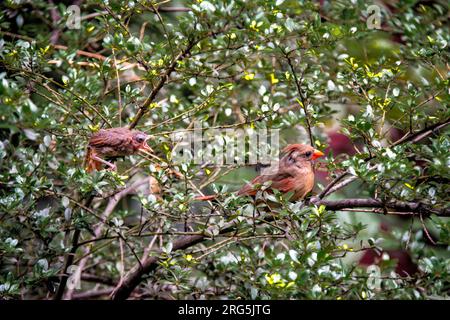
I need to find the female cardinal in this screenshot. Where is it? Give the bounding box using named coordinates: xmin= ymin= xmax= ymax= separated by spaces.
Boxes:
xmin=196 ymin=144 xmax=324 ymax=201
xmin=85 ymin=127 xmax=153 ymax=172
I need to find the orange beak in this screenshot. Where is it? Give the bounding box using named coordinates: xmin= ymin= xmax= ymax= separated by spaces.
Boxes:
xmin=311 ymin=149 xmax=325 ymax=160
xmin=139 ymin=138 xmax=154 ymax=154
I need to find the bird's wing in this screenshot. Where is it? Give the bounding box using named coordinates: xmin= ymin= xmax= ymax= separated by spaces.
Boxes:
xmin=269 ymin=175 xmax=298 ymax=193
xmin=237 ymin=171 xmax=294 ymax=196
xmin=271 ymin=164 xmax=314 ymax=199
xmin=88 ymin=128 xmax=132 ymax=149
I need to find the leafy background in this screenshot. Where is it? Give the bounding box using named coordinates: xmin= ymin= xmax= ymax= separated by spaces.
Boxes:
xmin=0 ymin=0 xmax=449 ymax=299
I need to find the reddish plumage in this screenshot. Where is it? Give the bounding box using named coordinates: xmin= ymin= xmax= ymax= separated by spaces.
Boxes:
xmin=196 ymin=144 xmax=324 ymax=201
xmin=85 ymin=127 xmax=153 ymax=172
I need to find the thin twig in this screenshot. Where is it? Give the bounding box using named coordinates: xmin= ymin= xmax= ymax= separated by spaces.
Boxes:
xmin=419 ymin=213 xmax=436 ymax=245
xmin=129 ymin=39 xmax=197 ymax=129
xmin=282 ymin=49 xmax=314 ymax=147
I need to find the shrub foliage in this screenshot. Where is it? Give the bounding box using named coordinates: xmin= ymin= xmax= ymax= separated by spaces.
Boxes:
xmin=0 ymin=0 xmax=449 ymax=299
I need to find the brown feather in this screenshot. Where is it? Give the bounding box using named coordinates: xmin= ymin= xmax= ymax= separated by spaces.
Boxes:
xmin=237 ymin=144 xmax=316 ymax=200
xmin=85 ymin=127 xmax=152 ymax=172
xmin=88 ymin=128 xmax=134 ymax=157
xmin=196 ymin=143 xmax=322 ymax=202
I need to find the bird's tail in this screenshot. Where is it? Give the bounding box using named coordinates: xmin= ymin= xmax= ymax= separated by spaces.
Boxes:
xmin=194 ymin=194 xmax=218 ymax=201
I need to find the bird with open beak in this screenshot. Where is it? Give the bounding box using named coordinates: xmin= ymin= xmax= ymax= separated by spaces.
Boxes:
xmin=196 ymin=143 xmax=325 ymax=201
xmin=85 ymin=127 xmax=154 ymax=172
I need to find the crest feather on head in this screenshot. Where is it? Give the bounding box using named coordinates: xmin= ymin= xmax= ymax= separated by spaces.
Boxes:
xmin=281 ymin=143 xmax=314 ymax=155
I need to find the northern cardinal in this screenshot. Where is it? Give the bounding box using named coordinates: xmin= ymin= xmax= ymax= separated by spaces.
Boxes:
xmin=85 ymin=127 xmax=153 ymax=172
xmin=196 ymin=144 xmax=324 ymax=201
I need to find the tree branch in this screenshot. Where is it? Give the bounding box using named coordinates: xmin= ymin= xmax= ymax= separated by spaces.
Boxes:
xmin=318 ymin=117 xmax=450 ymax=199
xmin=54 ymin=195 xmax=94 ymax=300
xmin=310 ymin=198 xmax=449 ymax=217
xmin=128 ymin=39 xmax=197 ymax=129
xmin=111 ymin=234 xmax=204 ymax=300
xmin=64 ymin=178 xmax=153 ymax=300
xmin=72 ymin=288 xmax=114 ymax=300
xmin=283 ymin=50 xmax=315 ymax=147
xmin=110 ymin=192 xmax=448 ymax=300
xmin=391 ymin=117 xmax=450 ymax=147
xmin=157 ymin=7 xmax=192 ymax=13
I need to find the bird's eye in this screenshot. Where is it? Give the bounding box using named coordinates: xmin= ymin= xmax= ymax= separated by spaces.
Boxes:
xmin=136 ymin=136 xmax=145 ymax=143
xmin=305 ymin=151 xmax=312 ymax=158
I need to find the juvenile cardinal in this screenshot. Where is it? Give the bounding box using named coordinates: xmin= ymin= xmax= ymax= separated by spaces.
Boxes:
xmin=85 ymin=127 xmax=154 ymax=172
xmin=196 ymin=144 xmax=324 ymax=201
